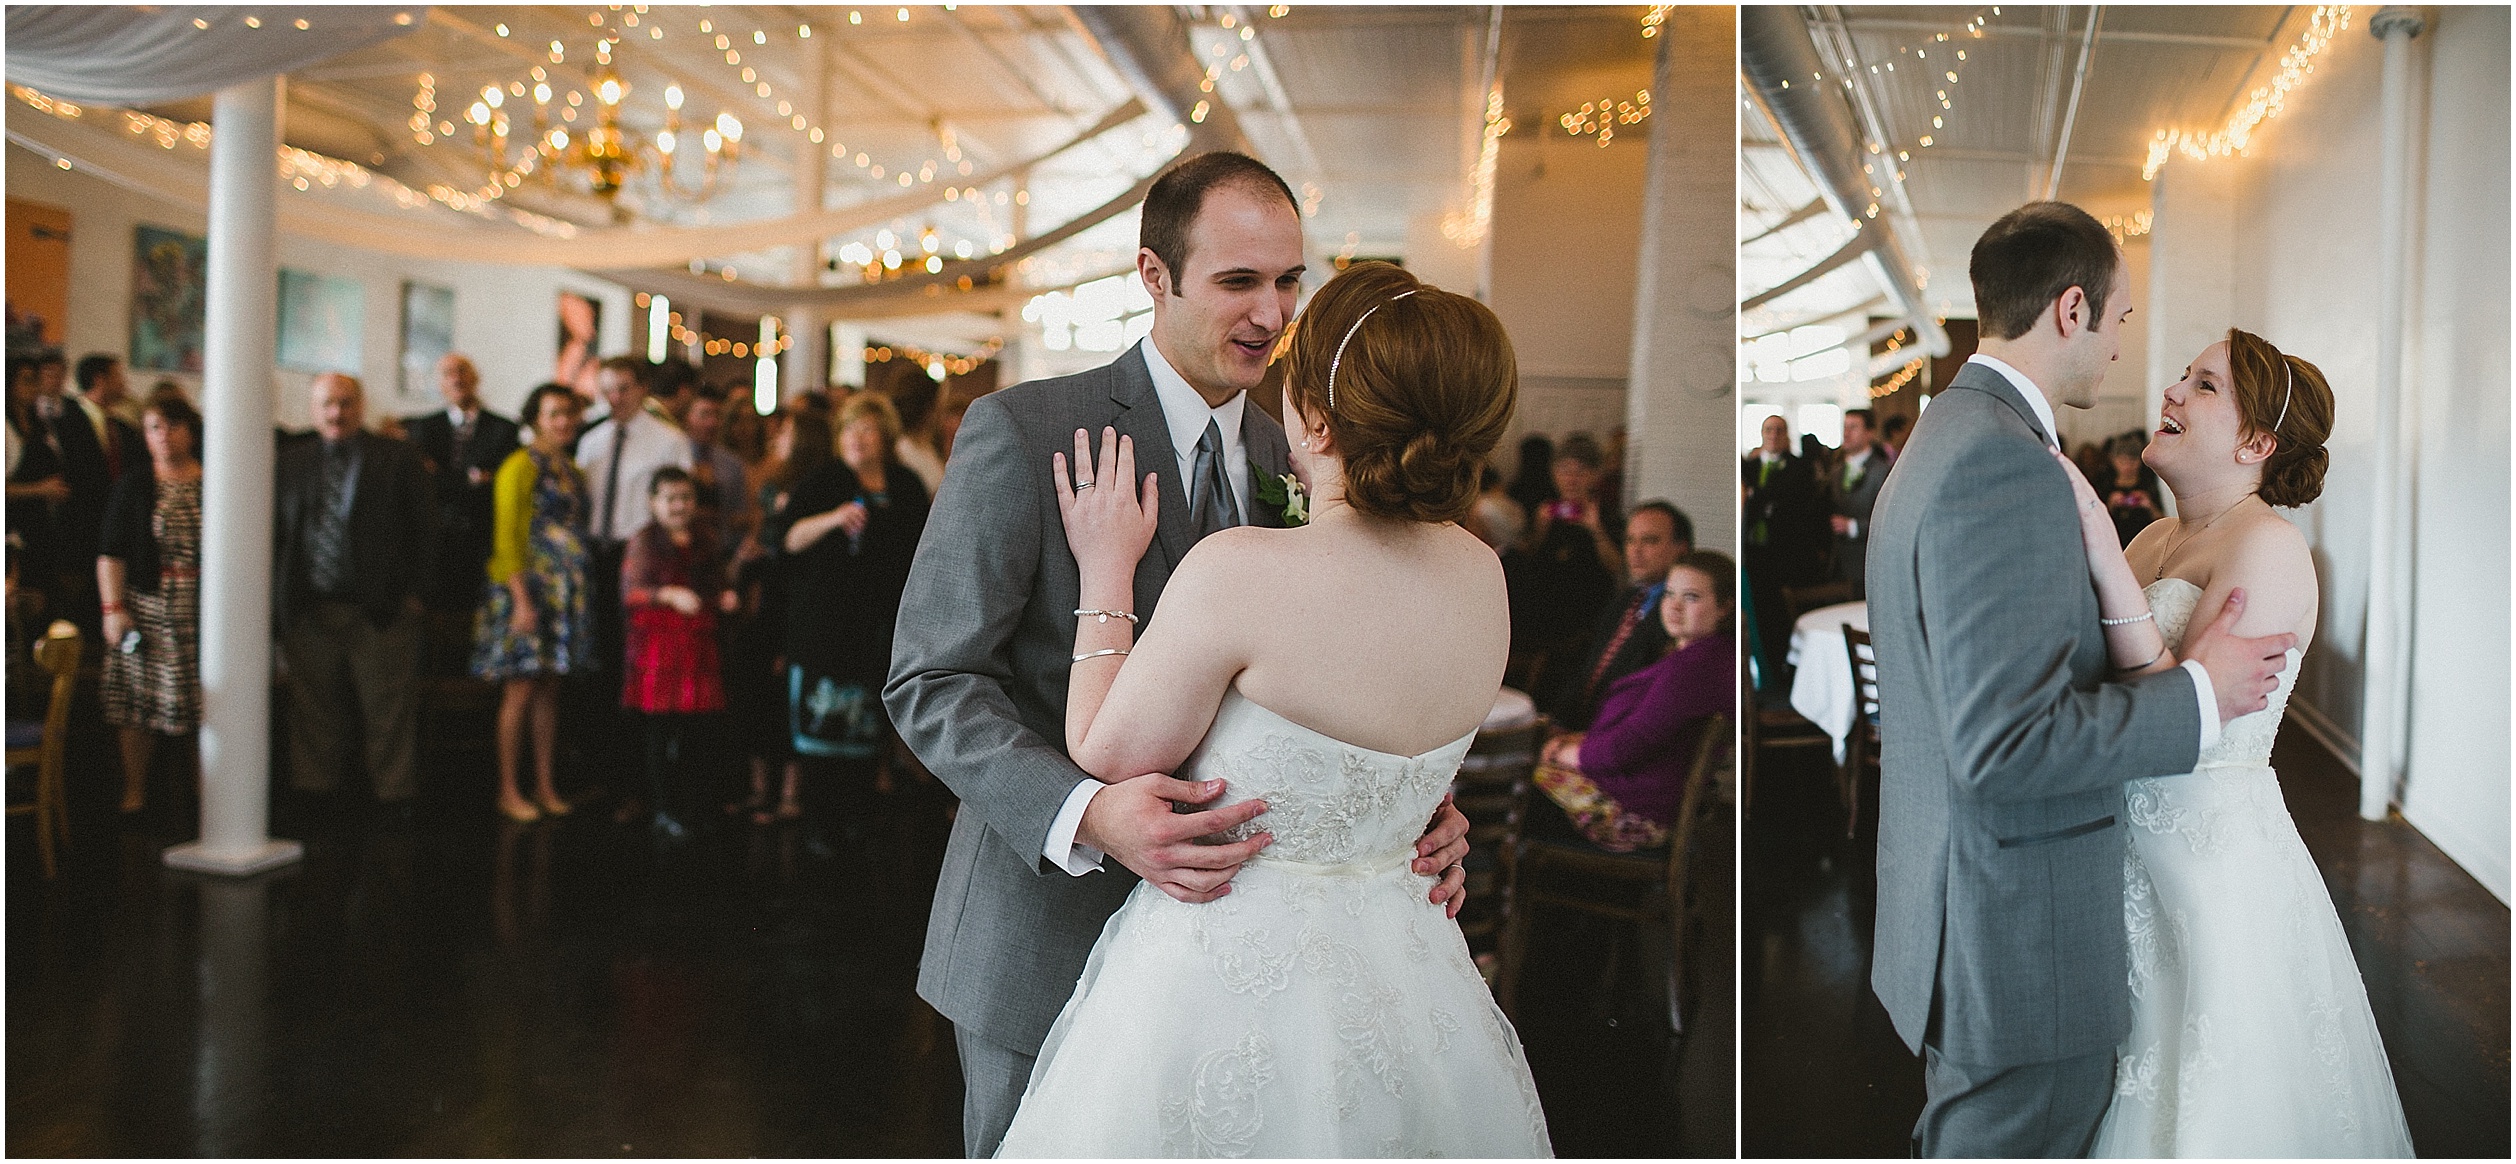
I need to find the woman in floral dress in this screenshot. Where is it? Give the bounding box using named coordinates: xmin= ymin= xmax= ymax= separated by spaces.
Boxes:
xmin=97 ymin=392 xmax=204 ymax=813
xmin=473 ymin=384 xmax=593 ymax=822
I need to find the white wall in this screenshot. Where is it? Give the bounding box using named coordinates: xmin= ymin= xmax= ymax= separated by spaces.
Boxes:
xmin=6 ymin=141 xmax=634 ymax=429
xmin=2148 ymin=9 xmax=2510 ymax=900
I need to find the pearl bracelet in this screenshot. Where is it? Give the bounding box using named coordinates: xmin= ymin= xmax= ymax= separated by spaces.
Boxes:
xmin=2100 ymin=611 xmax=2155 ymax=627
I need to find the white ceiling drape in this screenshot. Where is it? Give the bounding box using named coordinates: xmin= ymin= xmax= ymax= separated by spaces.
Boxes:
xmin=3 ymin=6 xmax=424 ymax=106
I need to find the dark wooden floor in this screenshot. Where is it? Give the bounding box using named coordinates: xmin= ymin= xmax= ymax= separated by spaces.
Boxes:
xmin=7 ymin=687 xmax=1729 ymax=1157
xmin=1740 ymin=709 xmax=2511 ymax=1158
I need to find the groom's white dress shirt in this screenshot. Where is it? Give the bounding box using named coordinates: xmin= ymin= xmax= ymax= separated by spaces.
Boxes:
xmin=1040 ymin=341 xmax=1254 ymax=876
xmin=1964 ymin=353 xmax=2221 ymax=753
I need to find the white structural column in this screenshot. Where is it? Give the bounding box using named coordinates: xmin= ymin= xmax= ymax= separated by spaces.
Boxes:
xmin=165 ymin=77 xmax=301 ymax=876
xmin=1623 ymin=6 xmax=1735 ymax=552
xmin=782 ymin=39 xmax=831 ymax=399
xmin=2359 ymin=6 xmax=2427 ymax=821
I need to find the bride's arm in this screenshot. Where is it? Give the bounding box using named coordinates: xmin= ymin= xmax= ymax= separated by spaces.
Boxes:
xmin=2053 ymin=449 xmax=2175 ymax=676
xmin=1056 ymin=427 xmax=1245 ymax=781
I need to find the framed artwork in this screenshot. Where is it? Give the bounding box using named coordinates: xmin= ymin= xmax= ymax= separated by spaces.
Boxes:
xmin=6 ymin=199 xmax=71 ymax=356
xmin=276 ymin=268 xmax=364 ymax=375
xmin=130 ymin=224 xmax=208 ymax=372
xmin=557 ymin=290 xmax=601 ymax=396
xmin=398 ymin=281 xmax=455 ymax=400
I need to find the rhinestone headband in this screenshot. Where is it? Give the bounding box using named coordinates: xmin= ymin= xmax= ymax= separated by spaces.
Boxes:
xmin=2273 ymin=356 xmax=2294 ymax=435
xmin=1326 ymin=289 xmax=1419 ymax=411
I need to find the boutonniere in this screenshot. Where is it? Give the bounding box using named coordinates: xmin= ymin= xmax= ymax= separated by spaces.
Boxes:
xmin=1252 ymin=468 xmax=1308 ymax=527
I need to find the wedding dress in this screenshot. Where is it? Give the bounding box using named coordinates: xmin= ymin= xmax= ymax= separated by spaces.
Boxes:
xmin=995 ymin=688 xmax=1554 ymax=1158
xmin=2091 ymin=578 xmax=2413 ymax=1158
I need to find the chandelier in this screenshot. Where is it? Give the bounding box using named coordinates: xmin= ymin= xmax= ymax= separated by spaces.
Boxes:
xmin=461 ymin=44 xmax=741 ymax=212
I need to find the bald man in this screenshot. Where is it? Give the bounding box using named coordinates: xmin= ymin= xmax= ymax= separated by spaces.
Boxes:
xmin=405 ymin=354 xmax=521 ymax=614
xmin=275 ymin=373 xmax=438 ymax=810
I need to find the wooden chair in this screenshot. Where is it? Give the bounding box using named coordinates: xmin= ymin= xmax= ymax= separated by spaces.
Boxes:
xmin=1453 ymin=716 xmax=1546 ymax=953
xmin=8 ymin=621 xmax=82 ymax=878
xmin=1840 ymin=626 xmax=1881 ymax=840
xmin=1493 ymin=713 xmax=1730 ymax=1036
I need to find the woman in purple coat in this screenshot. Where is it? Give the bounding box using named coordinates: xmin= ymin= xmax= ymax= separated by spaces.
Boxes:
xmin=1531 ymin=549 xmax=1734 ymax=852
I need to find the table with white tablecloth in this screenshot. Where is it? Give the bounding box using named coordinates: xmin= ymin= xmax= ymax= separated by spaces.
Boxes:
xmin=1786 ymin=601 xmax=1869 ymax=763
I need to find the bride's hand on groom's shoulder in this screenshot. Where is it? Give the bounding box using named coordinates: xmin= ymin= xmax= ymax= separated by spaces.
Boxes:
xmin=1078 ymin=773 xmax=1272 ymax=904
xmin=1054 ymin=426 xmax=1160 ymax=580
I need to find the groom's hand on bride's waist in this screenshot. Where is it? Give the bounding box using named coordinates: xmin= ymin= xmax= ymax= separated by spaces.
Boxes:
xmin=2181 ymin=587 xmax=2300 ymax=724
xmin=1078 ymin=774 xmax=1273 ymax=904
xmin=1417 ymin=795 xmax=1471 ymax=920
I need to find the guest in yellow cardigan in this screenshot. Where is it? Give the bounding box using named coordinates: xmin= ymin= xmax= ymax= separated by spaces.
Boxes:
xmin=471 ymin=383 xmax=594 ymax=823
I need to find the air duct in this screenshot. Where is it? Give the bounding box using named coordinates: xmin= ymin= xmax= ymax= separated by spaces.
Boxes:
xmin=1740 ymin=5 xmax=1949 ymax=360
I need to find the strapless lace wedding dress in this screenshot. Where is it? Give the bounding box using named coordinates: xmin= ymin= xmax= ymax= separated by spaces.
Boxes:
xmin=995 ymin=689 xmax=1554 ymax=1158
xmin=2091 ymin=579 xmax=2413 ymax=1158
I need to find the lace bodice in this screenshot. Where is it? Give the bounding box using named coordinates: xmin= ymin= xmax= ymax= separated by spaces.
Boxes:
xmin=1187 ymin=689 xmax=1477 ymax=867
xmin=2149 ymin=578 xmax=2297 ymax=769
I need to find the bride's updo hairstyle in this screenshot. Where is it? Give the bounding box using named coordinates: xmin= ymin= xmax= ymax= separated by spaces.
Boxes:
xmin=2224 ymin=328 xmax=2333 ymax=507
xmin=1279 ymin=261 xmax=1517 ymax=524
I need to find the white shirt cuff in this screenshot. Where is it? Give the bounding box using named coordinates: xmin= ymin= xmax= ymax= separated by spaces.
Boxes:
xmin=2180 ymin=659 xmax=2222 ymax=753
xmin=1043 ymin=779 xmax=1107 ymax=876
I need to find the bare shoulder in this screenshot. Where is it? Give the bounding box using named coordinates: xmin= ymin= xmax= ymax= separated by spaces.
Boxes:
xmin=2204 ymin=506 xmax=2319 ymax=640
xmin=1164 ymin=526 xmax=1280 ymax=606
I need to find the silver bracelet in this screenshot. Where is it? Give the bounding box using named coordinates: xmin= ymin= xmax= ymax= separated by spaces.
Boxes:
xmin=1073 ymin=608 xmax=1140 ymax=625
xmin=1071 ymin=648 xmax=1131 ymax=663
xmin=2118 ymin=645 xmax=2166 ymax=671
xmin=2100 ymin=611 xmax=2155 ymax=627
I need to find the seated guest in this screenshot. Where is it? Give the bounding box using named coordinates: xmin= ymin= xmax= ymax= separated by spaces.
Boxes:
xmin=474 ymin=384 xmax=594 ymax=822
xmin=620 ymin=466 xmax=736 ymax=841
xmin=1533 ymin=500 xmax=1690 ymax=730
xmin=406 ymin=354 xmax=521 ymax=618
xmin=1530 ymin=550 xmax=1736 ymax=853
xmin=97 ymin=393 xmax=204 ymax=813
xmin=274 ymin=373 xmax=437 ymax=813
xmin=2102 ymin=430 xmax=2164 ymax=547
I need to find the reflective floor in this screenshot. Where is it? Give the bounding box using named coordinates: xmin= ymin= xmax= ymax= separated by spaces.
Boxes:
xmin=8 ymin=690 xmax=1727 ymax=1157
xmin=1740 ymin=713 xmax=2511 ymax=1158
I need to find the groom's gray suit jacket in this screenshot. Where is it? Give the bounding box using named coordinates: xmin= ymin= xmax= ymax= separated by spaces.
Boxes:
xmin=884 ymin=341 xmax=1291 ymax=1056
xmin=1866 ymin=360 xmax=2203 ymax=1068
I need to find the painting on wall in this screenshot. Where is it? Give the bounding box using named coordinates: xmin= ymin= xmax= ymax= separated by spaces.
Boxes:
xmin=6 ymin=200 xmax=71 ymax=357
xmin=398 ymin=281 xmax=455 ymax=400
xmin=557 ymin=290 xmax=601 ymax=397
xmin=130 ymin=224 xmax=208 ymax=373
xmin=277 ymin=268 xmax=364 ymax=375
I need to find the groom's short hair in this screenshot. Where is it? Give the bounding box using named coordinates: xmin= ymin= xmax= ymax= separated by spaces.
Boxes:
xmin=1140 ymin=152 xmax=1300 ymax=295
xmin=1970 ymin=202 xmax=2120 ymax=341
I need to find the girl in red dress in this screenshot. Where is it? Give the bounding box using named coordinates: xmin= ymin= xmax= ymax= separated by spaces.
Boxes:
xmin=621 ymin=466 xmax=736 ymax=839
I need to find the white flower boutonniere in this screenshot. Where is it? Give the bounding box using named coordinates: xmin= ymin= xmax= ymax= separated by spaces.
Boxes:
xmin=1253 ymin=469 xmax=1308 ymax=527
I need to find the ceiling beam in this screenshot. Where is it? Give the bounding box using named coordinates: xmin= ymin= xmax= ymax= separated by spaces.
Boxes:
xmin=1837 ymin=18 xmax=2275 ymax=51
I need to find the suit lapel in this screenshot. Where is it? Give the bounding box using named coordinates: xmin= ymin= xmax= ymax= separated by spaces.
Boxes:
xmin=1108 ymin=343 xmax=1198 ymax=570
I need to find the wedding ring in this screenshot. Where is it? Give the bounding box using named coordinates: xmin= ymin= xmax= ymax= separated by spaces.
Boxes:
xmin=1074 ymin=480 xmax=1096 ymax=490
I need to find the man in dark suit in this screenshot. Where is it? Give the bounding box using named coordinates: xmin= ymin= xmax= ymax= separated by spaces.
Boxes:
xmin=1742 ymin=413 xmax=1825 ymax=681
xmin=404 ymin=353 xmax=519 ymax=616
xmin=274 ymin=373 xmax=438 ymax=809
xmin=8 ymin=350 xmax=129 ymax=639
xmin=1826 ymin=408 xmax=1894 ymax=597
xmin=1533 ymin=500 xmax=1691 ymax=730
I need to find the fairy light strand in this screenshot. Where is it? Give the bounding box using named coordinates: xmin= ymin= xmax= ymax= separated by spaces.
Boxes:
xmin=2142 ymin=5 xmax=2352 ymax=181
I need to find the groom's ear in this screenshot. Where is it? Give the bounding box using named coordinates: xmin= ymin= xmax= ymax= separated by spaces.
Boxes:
xmin=1136 ymin=247 xmax=1171 ymax=300
xmin=2051 ymin=285 xmax=2089 ymax=338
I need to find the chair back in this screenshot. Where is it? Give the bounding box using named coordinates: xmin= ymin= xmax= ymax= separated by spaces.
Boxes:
xmin=1844 ymin=625 xmax=1879 ymax=733
xmin=1665 ymin=713 xmax=1731 ymax=891
xmin=32 ymin=621 xmax=80 ymax=740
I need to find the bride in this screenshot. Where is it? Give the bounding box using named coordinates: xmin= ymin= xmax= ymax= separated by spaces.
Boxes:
xmin=2055 ymin=329 xmax=2413 ymax=1158
xmin=992 ymin=262 xmax=1552 ymax=1157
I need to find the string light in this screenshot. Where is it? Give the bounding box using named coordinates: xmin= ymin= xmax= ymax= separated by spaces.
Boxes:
xmin=863 ymin=337 xmax=1003 ymax=377
xmin=2102 ymin=209 xmax=2154 ymax=242
xmin=1871 ymin=357 xmax=1925 ymax=398
xmin=2143 ymin=5 xmax=2351 ymax=181
xmin=1559 ymin=89 xmax=1650 ymax=147
xmin=1641 ymin=5 xmax=1672 ymax=38
xmin=1440 ymin=84 xmax=1510 ymax=248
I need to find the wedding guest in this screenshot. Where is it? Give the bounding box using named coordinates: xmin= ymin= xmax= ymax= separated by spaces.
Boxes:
xmin=1530 ymin=550 xmax=1736 ymax=853
xmin=2103 ymin=429 xmax=2164 ymax=547
xmin=621 ymin=466 xmax=736 ymax=840
xmin=727 ymin=410 xmax=830 ymax=823
xmin=97 ymin=393 xmax=204 ymax=813
xmin=74 ymin=353 xmax=145 ymax=431
xmin=474 ymin=384 xmax=594 ymax=823
xmin=1504 ymin=433 xmax=1557 ymax=518
xmin=935 ymin=384 xmax=972 ymax=463
xmin=576 ymin=356 xmax=691 ymax=818
xmin=681 ymin=386 xmax=751 ymax=548
xmin=273 ymin=373 xmax=437 ymax=813
xmin=1826 ymin=407 xmax=1894 ymax=596
xmin=890 ymin=375 xmax=948 ymax=497
xmin=765 ymin=393 xmax=928 ymax=792
xmin=405 ymin=354 xmax=522 ymax=618
xmin=1742 ymin=413 xmax=1824 ymax=676
xmin=1505 ymin=432 xmax=1619 ymax=681
xmin=720 ymin=390 xmax=769 ymax=465
xmin=1880 ymin=411 xmax=1911 ymax=458
xmin=1467 ymin=465 xmax=1526 ymax=554
xmin=2070 ymin=439 xmax=2112 ymax=496
xmin=9 ymin=349 xmax=124 ymax=638
xmin=1533 ymin=501 xmax=1691 ymax=731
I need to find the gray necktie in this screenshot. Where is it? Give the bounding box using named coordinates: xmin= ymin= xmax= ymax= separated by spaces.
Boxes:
xmin=1191 ymin=418 xmax=1240 ymax=539
xmin=307 ymin=440 xmax=353 ymax=594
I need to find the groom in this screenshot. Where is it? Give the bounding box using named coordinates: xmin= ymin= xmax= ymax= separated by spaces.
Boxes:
xmin=884 ymin=151 xmax=1473 ymax=1158
xmin=1865 ymin=201 xmax=2296 ymax=1157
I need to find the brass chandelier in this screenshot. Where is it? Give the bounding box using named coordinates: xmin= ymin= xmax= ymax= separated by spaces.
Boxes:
xmin=461 ymin=43 xmax=742 ymax=210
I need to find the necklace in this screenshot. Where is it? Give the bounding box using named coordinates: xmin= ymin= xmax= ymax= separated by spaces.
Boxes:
xmin=2153 ymin=494 xmax=2250 ymax=582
